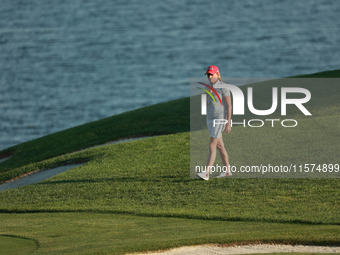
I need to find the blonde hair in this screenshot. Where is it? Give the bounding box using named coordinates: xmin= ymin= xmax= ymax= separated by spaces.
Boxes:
xmin=217 ymin=73 xmax=223 ymax=82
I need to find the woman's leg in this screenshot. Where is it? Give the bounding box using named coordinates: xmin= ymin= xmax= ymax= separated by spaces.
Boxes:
xmin=217 ymin=136 xmax=230 ymax=171
xmin=206 ymin=137 xmax=219 ymax=172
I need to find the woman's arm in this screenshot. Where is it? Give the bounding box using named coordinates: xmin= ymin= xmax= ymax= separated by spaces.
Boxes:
xmin=224 ymin=95 xmax=232 ymax=133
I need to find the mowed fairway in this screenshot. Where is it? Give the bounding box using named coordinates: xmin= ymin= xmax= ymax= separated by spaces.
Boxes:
xmin=0 ymin=70 xmax=339 ymax=254
xmin=1 ymin=213 xmax=339 ymax=255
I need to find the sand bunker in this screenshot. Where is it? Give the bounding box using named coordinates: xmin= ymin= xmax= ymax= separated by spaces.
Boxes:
xmin=131 ymin=243 xmax=340 ymax=254
xmin=0 ymin=164 xmax=82 ymax=191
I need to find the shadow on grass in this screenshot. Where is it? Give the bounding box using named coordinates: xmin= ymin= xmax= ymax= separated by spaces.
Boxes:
xmin=1 ymin=208 xmax=339 ymax=226
xmin=36 ymin=176 xmax=198 ymax=185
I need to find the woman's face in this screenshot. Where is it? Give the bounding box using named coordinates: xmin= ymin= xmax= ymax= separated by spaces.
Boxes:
xmin=207 ymin=73 xmax=219 ymax=84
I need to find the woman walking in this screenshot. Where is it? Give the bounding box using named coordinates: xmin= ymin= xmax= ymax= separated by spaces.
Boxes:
xmin=197 ymin=65 xmax=232 ymax=180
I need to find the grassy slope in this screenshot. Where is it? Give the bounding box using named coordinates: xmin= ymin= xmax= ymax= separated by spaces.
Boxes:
xmin=0 ymin=97 xmax=189 ymax=182
xmin=0 ymin=69 xmax=339 ymax=254
xmin=0 ymin=133 xmax=339 ymax=225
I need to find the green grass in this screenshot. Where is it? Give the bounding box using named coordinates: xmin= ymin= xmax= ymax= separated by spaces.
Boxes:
xmin=0 ymin=69 xmax=339 ymax=254
xmin=0 ymin=97 xmax=189 ymax=181
xmin=0 ymin=235 xmax=38 ymax=255
xmin=191 ymin=115 xmax=340 ymax=176
xmin=0 ymin=213 xmax=339 ymax=255
xmin=0 ymin=133 xmax=339 ymax=225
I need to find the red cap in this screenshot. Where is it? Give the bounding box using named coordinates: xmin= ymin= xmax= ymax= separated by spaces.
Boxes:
xmin=205 ymin=65 xmax=219 ymax=75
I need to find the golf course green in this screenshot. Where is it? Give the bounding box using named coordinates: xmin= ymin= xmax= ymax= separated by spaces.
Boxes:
xmin=0 ymin=70 xmax=339 ymax=254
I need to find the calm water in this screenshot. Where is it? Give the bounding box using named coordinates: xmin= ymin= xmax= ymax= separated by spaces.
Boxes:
xmin=1 ymin=0 xmax=340 ymax=150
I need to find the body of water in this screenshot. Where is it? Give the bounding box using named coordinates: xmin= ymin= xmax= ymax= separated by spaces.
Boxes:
xmin=1 ymin=0 xmax=340 ymax=150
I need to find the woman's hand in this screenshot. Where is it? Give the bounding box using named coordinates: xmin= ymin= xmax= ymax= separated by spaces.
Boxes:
xmin=225 ymin=123 xmax=231 ymax=133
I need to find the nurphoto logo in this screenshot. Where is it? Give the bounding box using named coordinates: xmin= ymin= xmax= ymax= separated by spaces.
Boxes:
xmin=199 ymin=82 xmax=312 ymax=127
